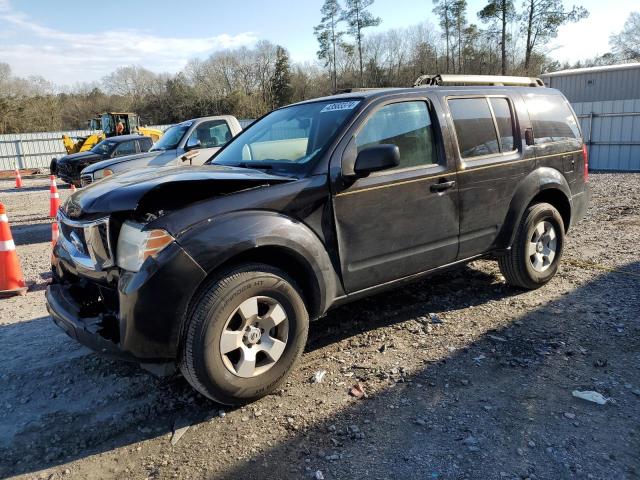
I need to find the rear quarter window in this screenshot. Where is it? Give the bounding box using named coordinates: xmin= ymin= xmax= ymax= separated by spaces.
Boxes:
xmin=525 ymin=95 xmax=581 ymax=144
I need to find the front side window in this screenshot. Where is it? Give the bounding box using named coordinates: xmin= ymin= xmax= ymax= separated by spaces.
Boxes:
xmin=113 ymin=141 xmax=136 ymax=157
xmin=356 ymin=101 xmax=438 ymax=169
xmin=212 ymin=99 xmax=360 ymax=175
xmin=189 ymin=120 xmax=232 ymax=148
xmin=525 ymin=95 xmax=581 ymax=144
xmin=449 ymin=97 xmax=501 ymax=158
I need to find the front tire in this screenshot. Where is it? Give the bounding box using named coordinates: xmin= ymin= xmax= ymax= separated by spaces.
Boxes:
xmin=179 ymin=263 xmax=309 ymax=405
xmin=498 ymin=202 xmax=565 ymax=289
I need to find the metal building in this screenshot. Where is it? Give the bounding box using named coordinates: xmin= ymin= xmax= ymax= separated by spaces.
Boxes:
xmin=540 ymin=63 xmax=640 ymax=171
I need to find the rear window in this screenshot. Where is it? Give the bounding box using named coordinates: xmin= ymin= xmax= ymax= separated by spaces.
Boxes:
xmin=525 ymin=95 xmax=581 ymax=144
xmin=448 ymin=97 xmax=516 ymax=158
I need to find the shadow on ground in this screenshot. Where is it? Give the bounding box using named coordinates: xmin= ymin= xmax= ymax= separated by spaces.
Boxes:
xmin=11 ymin=222 xmax=52 ymax=245
xmin=1 ymin=263 xmax=638 ymax=479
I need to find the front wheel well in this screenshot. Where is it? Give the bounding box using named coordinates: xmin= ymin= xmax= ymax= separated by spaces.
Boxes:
xmin=528 ymin=189 xmax=571 ymax=232
xmin=193 ymin=246 xmax=323 ymax=321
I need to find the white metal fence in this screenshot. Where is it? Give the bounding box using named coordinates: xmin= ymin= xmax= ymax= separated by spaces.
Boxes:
xmin=573 ymin=99 xmax=640 ymax=171
xmin=0 ymin=125 xmax=172 ymax=171
xmin=0 ymin=120 xmax=255 ymax=172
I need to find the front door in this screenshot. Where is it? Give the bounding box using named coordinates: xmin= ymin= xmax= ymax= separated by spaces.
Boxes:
xmin=332 ymin=99 xmax=460 ymax=293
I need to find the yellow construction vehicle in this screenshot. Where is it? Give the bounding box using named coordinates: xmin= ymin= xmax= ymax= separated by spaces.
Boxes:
xmin=62 ymin=112 xmax=163 ymax=155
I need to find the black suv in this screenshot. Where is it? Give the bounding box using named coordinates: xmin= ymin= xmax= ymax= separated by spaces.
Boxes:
xmin=47 ymin=77 xmax=589 ymax=405
xmin=53 ymin=135 xmax=154 ymax=186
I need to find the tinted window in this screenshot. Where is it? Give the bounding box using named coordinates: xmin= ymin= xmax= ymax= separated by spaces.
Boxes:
xmin=139 ymin=138 xmax=153 ymax=151
xmin=356 ymin=101 xmax=438 ymax=169
xmin=449 ymin=98 xmax=500 ymax=158
xmin=490 ymin=98 xmax=515 ymax=152
xmin=525 ymin=95 xmax=581 ymax=144
xmin=189 ymin=120 xmax=232 ymax=148
xmin=114 ymin=141 xmax=136 ymax=156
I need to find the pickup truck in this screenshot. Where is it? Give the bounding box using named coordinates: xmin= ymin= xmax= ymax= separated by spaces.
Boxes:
xmin=80 ymin=116 xmax=243 ymax=186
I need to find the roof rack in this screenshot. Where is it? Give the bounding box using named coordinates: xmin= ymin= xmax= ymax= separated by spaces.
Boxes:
xmin=414 ymin=74 xmax=545 ymax=87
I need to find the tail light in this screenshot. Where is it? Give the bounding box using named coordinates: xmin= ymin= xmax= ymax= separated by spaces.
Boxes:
xmin=582 ymin=144 xmax=589 ymax=182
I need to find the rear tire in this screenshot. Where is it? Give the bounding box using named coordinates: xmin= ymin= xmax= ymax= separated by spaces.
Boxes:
xmin=498 ymin=202 xmax=565 ymax=289
xmin=179 ymin=263 xmax=308 ymax=405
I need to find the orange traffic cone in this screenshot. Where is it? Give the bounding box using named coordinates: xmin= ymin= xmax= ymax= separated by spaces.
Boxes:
xmin=51 ymin=221 xmax=59 ymax=247
xmin=0 ymin=203 xmax=27 ymax=297
xmin=49 ymin=175 xmax=60 ymax=218
xmin=14 ymin=169 xmax=23 ymax=188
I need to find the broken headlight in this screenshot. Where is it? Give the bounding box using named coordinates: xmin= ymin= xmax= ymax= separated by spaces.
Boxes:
xmin=116 ymin=221 xmax=174 ymax=272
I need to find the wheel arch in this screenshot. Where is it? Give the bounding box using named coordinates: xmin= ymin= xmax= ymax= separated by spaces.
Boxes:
xmin=496 ymin=167 xmax=573 ymax=251
xmin=177 ymin=210 xmax=338 ymax=326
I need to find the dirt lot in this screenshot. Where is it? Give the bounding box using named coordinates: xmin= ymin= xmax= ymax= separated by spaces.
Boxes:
xmin=0 ymin=174 xmax=638 ymax=480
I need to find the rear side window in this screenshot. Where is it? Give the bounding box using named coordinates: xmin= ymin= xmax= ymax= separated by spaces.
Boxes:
xmin=356 ymin=101 xmax=438 ymax=169
xmin=489 ymin=98 xmax=515 ymax=152
xmin=525 ymin=95 xmax=580 ymax=144
xmin=448 ymin=97 xmax=516 ymax=158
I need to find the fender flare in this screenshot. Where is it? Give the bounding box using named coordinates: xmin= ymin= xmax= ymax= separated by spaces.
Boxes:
xmin=177 ymin=210 xmax=338 ymax=319
xmin=496 ymin=167 xmax=572 ymax=250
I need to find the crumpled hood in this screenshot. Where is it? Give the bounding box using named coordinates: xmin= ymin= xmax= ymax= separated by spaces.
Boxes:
xmin=81 ymin=150 xmax=165 ymax=174
xmin=63 ymin=164 xmax=294 ymax=218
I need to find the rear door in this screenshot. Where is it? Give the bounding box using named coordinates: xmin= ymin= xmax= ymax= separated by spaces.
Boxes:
xmin=331 ymin=97 xmax=460 ymax=293
xmin=523 ymin=94 xmax=583 ymax=192
xmin=447 ymin=93 xmax=536 ymax=259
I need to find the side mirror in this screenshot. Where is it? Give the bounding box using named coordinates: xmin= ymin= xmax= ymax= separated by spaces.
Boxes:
xmin=181 ymin=150 xmax=200 ymax=165
xmin=353 ymin=144 xmax=400 ymax=177
xmin=185 ymin=138 xmax=201 ymax=151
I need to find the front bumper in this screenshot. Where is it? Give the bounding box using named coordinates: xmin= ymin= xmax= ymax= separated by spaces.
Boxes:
xmin=47 ymin=240 xmax=207 ymax=361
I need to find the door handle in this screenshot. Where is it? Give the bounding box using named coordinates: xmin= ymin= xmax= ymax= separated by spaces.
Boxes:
xmin=430 ymin=180 xmax=456 ymax=192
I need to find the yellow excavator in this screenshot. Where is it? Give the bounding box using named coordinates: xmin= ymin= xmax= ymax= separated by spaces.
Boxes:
xmin=62 ymin=112 xmax=164 ymax=155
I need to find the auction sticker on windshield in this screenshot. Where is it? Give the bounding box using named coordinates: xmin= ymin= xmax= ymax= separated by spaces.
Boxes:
xmin=320 ymin=101 xmax=360 ymax=113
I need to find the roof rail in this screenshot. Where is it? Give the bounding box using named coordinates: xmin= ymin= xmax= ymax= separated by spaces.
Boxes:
xmin=414 ymin=74 xmax=545 ymax=87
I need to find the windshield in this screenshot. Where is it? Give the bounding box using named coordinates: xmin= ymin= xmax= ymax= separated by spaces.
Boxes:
xmin=150 ymin=123 xmax=191 ymax=151
xmin=211 ymin=99 xmax=361 ymax=174
xmin=91 ymin=140 xmax=117 ymax=155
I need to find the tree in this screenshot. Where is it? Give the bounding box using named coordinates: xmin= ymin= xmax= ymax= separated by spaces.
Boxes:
xmin=433 ymin=0 xmax=454 ymax=72
xmin=271 ymin=46 xmax=292 ymax=108
xmin=451 ymin=0 xmax=468 ymax=73
xmin=478 ymin=0 xmax=515 ymax=75
xmin=342 ymin=0 xmax=381 ymax=86
xmin=314 ymin=0 xmax=343 ymax=92
xmin=610 ymin=12 xmax=640 ymax=61
xmin=521 ymin=0 xmax=588 ymax=72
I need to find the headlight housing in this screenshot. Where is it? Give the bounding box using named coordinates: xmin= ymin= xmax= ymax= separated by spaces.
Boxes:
xmin=116 ymin=221 xmax=174 ymax=272
xmin=94 ymin=168 xmax=114 ymax=180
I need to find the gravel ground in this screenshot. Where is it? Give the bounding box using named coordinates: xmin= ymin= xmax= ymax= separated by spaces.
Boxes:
xmin=0 ymin=173 xmax=638 ymax=480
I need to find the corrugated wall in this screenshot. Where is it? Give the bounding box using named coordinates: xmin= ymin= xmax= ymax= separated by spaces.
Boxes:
xmin=573 ymin=99 xmax=640 ymax=171
xmin=543 ymin=67 xmax=640 ymax=103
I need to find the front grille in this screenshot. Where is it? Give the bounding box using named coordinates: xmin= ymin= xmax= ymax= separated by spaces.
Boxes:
xmin=58 ymin=213 xmax=114 ymax=270
xmin=80 ymin=174 xmax=93 ymax=187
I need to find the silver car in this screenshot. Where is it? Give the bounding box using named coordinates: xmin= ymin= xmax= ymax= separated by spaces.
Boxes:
xmin=80 ymin=115 xmax=243 ymax=186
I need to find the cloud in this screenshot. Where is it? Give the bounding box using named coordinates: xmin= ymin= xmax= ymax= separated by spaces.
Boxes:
xmin=0 ymin=0 xmax=258 ymax=85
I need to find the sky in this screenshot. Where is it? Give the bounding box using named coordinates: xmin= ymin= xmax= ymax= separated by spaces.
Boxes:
xmin=0 ymin=0 xmax=638 ymax=86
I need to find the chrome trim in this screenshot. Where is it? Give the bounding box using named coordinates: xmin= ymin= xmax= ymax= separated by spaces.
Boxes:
xmin=57 ymin=211 xmax=114 ymax=270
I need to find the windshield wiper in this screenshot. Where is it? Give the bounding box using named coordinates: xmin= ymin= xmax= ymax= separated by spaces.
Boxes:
xmin=235 ymin=162 xmax=274 ymax=170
